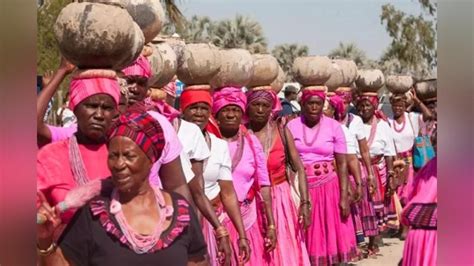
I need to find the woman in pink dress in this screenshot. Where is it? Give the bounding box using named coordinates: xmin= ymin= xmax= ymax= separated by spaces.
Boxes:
xmin=246 ymin=89 xmax=311 ymax=266
xmin=287 ymin=88 xmax=357 ymax=265
xmin=213 ymin=87 xmax=277 ymax=265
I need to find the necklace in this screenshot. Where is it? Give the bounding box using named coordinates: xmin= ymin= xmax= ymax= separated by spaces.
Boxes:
xmin=393 ymin=114 xmax=406 ymax=133
xmin=302 ymin=117 xmax=322 ymax=147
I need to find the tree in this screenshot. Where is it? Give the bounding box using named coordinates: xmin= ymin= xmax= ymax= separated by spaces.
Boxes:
xmin=210 ymin=14 xmax=267 ymax=53
xmin=271 ymin=44 xmax=309 ymax=82
xmin=328 ymin=42 xmax=370 ymax=67
xmin=379 ymin=0 xmax=437 ymax=79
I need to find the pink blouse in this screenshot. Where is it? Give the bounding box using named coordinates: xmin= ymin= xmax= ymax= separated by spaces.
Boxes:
xmin=228 ymin=133 xmax=271 ymax=202
xmin=287 ymin=116 xmax=347 ymax=165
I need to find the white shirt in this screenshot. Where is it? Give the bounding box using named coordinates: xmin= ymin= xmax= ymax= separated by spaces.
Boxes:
xmin=177 ymin=120 xmax=211 ymax=182
xmin=203 ymin=133 xmax=233 ymax=199
xmin=388 ymin=112 xmax=421 ymax=153
xmin=341 ymin=125 xmax=358 ymax=155
xmin=358 ymin=120 xmax=397 ymax=157
xmin=346 ymin=114 xmax=366 ymax=141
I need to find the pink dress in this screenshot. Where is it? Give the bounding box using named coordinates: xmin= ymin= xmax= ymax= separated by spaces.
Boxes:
xmin=262 ymin=126 xmax=310 ymax=266
xmin=222 ymin=131 xmax=272 ymax=266
xmin=402 ymin=157 xmax=437 ymax=266
xmin=287 ymin=116 xmax=357 ymax=265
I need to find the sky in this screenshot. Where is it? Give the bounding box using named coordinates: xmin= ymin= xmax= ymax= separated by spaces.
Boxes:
xmin=176 ymin=0 xmax=427 ymax=60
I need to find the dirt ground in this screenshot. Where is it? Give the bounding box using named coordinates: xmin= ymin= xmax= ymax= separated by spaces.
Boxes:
xmin=354 ymin=238 xmax=404 ymax=266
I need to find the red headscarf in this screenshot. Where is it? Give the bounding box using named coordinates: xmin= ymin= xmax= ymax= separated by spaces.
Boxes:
xmin=328 ymin=94 xmax=346 ymax=120
xmin=69 ymin=77 xmax=121 ymax=111
xmin=356 ymin=94 xmax=387 ymax=121
xmin=180 ymin=89 xmax=212 ymax=112
xmin=301 ymin=89 xmax=326 ymax=104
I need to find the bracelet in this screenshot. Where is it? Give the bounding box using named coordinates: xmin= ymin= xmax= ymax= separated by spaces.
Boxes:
xmin=300 ymin=200 xmax=311 ymax=205
xmin=214 ymin=226 xmax=229 ymax=239
xmin=37 ymin=242 xmax=57 ymax=256
xmin=238 ymin=237 xmax=249 ymax=242
xmin=267 ymin=224 xmax=276 ymax=231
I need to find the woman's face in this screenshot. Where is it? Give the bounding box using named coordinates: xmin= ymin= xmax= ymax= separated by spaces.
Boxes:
xmin=391 ymin=98 xmax=406 ymax=118
xmin=247 ymin=99 xmax=272 ymax=124
xmin=216 ymin=105 xmax=243 ymax=133
xmin=124 ymin=76 xmax=149 ymax=105
xmin=426 ymin=101 xmax=437 ymax=120
xmin=108 ymin=136 xmax=152 ymax=192
xmin=182 ymin=102 xmax=211 ymax=130
xmin=302 ymin=96 xmax=324 ymax=123
xmin=74 ymin=94 xmax=117 ymax=141
xmin=357 ymin=99 xmax=375 ymax=121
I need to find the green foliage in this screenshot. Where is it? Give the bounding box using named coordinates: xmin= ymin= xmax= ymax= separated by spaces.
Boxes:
xmin=271 ymin=44 xmax=309 ymax=82
xmin=380 ymin=1 xmax=437 ymax=78
xmin=329 ymin=42 xmax=369 ymax=67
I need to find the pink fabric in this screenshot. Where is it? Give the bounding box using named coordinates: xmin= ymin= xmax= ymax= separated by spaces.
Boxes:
xmin=47 ymin=124 xmax=77 ymax=143
xmin=212 ymin=87 xmax=247 ymax=115
xmin=402 ymin=157 xmax=437 ymax=266
xmin=336 ymin=90 xmax=353 ymax=103
xmin=305 ymin=172 xmax=358 ymax=265
xmin=267 ymin=132 xmax=286 ymax=184
xmin=356 ymin=95 xmax=387 ymax=121
xmin=227 ymin=133 xmax=271 ymax=202
xmin=122 ymin=55 xmax=151 ymax=78
xmin=37 ymin=140 xmax=111 ymax=224
xmin=286 ymin=116 xmax=347 ymax=165
xmin=246 ymin=90 xmax=282 ymax=117
xmin=301 ymin=90 xmax=326 ymax=104
xmin=69 ymin=77 xmax=121 ymax=111
xmin=163 ymin=81 xmax=177 ymax=97
xmin=270 ymin=182 xmax=311 ymax=265
xmin=397 ymin=162 xmax=415 ymax=205
xmin=145 ymin=98 xmax=181 ymax=122
xmin=357 ymin=161 xmax=380 ymax=236
xmin=328 ymin=95 xmax=346 ymax=120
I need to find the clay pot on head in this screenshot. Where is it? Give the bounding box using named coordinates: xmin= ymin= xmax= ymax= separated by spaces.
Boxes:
xmin=386 ymin=75 xmax=414 ymax=94
xmin=210 ymin=49 xmax=255 ymax=89
xmin=248 ymin=54 xmax=279 ymax=88
xmin=292 ymin=56 xmax=332 ymax=86
xmin=177 ymin=43 xmax=221 ymax=86
xmin=415 ymin=78 xmax=437 ymax=101
xmin=325 ymin=59 xmax=358 ymax=92
xmin=149 ymin=43 xmax=177 ymax=88
xmin=270 ymin=65 xmax=287 ymax=94
xmin=355 ymin=69 xmax=385 ymax=93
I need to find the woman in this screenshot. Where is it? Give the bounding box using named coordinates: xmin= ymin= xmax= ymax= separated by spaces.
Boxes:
xmin=180 ymin=89 xmax=251 ymax=265
xmin=287 ymin=88 xmax=357 ymax=265
xmin=213 ymin=87 xmax=277 ymax=265
xmin=36 ymin=111 xmax=208 ymax=266
xmin=355 ymin=92 xmax=398 ymax=252
xmin=245 ymin=89 xmax=311 ymax=266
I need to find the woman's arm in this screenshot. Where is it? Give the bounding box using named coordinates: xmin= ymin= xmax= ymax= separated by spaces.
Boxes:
xmin=284 ymin=128 xmax=311 ymax=229
xmin=411 ymin=88 xmax=433 ymax=122
xmin=37 ymin=58 xmax=75 ymax=147
xmin=260 ymin=186 xmax=277 ymax=252
xmin=335 ymin=153 xmax=350 ymax=218
xmin=346 ymin=154 xmax=363 ymax=203
xmin=159 ymin=157 xmax=193 ymax=203
xmin=218 ymin=180 xmax=250 ymax=263
xmin=357 ymin=138 xmax=377 ymax=195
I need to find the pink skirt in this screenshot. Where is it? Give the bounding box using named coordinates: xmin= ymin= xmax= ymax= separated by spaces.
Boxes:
xmin=222 ymin=198 xmax=270 ymax=266
xmin=402 ymin=229 xmax=437 ymax=266
xmin=372 ymin=159 xmax=400 ymax=230
xmin=305 ymin=172 xmax=358 ymax=265
xmin=397 ymin=162 xmax=415 ymax=206
xmin=357 ymin=162 xmax=380 ymax=237
xmin=348 ymin=175 xmax=365 ymax=244
xmin=202 ymin=203 xmax=227 ymax=266
xmin=269 ymin=181 xmax=311 ymax=266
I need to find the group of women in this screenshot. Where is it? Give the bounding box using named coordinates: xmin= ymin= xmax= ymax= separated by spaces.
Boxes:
xmin=36 ymin=55 xmax=437 ymax=266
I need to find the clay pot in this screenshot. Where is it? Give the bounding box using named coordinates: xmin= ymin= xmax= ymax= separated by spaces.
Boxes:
xmin=415 ymin=79 xmax=437 ymax=101
xmin=210 ymin=49 xmax=254 ymax=89
xmin=386 ymin=75 xmax=414 ymax=94
xmin=292 ymin=56 xmax=332 ymax=86
xmin=270 ymin=65 xmax=287 ymax=94
xmin=147 ymin=45 xmax=164 ymax=87
xmin=325 ymin=59 xmax=358 ymax=92
xmin=177 ymin=43 xmax=221 ymax=86
xmin=149 ymin=43 xmax=177 ymax=88
xmin=248 ymin=54 xmax=279 ymax=88
xmin=355 ymin=69 xmax=385 ymax=93
xmin=54 ymin=2 xmax=144 ymax=70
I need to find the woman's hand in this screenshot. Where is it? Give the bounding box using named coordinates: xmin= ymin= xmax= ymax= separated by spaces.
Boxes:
xmin=59 ymin=56 xmax=76 ymax=74
xmin=298 ymin=202 xmax=311 ymax=230
xmin=264 ymin=226 xmax=277 ymax=253
xmin=237 ymin=237 xmax=251 ymax=264
xmin=37 ymin=191 xmax=61 ymax=246
xmin=367 ymin=175 xmax=377 ymax=196
xmin=216 ymin=236 xmax=232 ymax=266
xmin=353 ymin=184 xmax=363 ymax=203
xmin=339 ymin=194 xmax=350 ymax=219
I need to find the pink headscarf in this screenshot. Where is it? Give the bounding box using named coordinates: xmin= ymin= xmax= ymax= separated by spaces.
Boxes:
xmin=328 ymin=95 xmax=346 ymax=120
xmin=335 ymin=90 xmax=353 ymax=103
xmin=69 ymin=77 xmax=121 ymax=111
xmin=212 ymin=87 xmax=247 ymax=115
xmin=246 ymin=89 xmax=282 ymax=117
xmin=122 ymin=55 xmax=152 ymax=78
xmin=356 ymin=94 xmax=387 ymax=121
xmin=163 ymin=81 xmax=177 ymax=98
xmin=301 ymin=89 xmax=326 ymax=104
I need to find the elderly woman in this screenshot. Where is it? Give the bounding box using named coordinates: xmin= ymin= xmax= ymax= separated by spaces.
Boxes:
xmin=36 ymin=111 xmax=208 ymax=266
xmin=180 ymin=89 xmax=251 ymax=265
xmin=355 ymin=92 xmax=398 ymax=254
xmin=213 ymin=87 xmax=276 ymax=265
xmin=287 ymin=88 xmax=357 ymax=265
xmin=245 ymin=89 xmax=311 ymax=266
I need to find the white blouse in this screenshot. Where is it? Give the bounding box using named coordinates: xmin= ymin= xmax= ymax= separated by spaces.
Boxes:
xmin=358 ymin=120 xmax=397 ymax=157
xmin=342 ymin=125 xmax=358 ymax=155
xmin=203 ymin=133 xmax=233 ymax=200
xmin=388 ymin=112 xmax=421 ymax=153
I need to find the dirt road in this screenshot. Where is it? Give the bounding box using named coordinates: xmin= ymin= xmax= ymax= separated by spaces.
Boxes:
xmin=354 ymin=238 xmax=404 ymax=266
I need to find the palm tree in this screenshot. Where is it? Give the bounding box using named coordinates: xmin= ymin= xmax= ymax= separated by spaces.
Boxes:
xmin=271 ymin=44 xmax=309 ymax=81
xmin=210 ymin=14 xmax=268 ymax=53
xmin=329 ymin=42 xmax=368 ymax=67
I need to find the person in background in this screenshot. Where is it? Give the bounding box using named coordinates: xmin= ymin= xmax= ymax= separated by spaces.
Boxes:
xmin=36 ymin=111 xmax=208 ymax=266
xmin=56 ymin=91 xmax=77 ymax=127
xmin=278 ymin=85 xmax=300 ymax=118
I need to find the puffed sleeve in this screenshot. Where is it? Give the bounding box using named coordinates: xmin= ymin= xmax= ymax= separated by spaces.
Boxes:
xmin=218 ymin=140 xmax=233 ymax=181
xmin=58 ymin=206 xmax=93 ymax=266
xmin=333 ymin=122 xmax=348 ymax=154
xmin=248 ymin=134 xmax=271 ymax=187
xmin=382 ymin=123 xmax=397 ymax=156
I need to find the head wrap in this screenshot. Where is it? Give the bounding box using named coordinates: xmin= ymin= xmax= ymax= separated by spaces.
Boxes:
xmin=144 ymin=97 xmax=180 ymax=122
xmin=69 ymin=77 xmax=121 ymax=111
xmin=328 ymin=95 xmax=346 ymax=120
xmin=301 ymin=89 xmax=326 ymax=105
xmin=107 ymin=111 xmax=165 ymax=163
xmin=335 ymin=90 xmax=353 ymax=103
xmin=122 ymin=55 xmax=152 ymax=78
xmin=162 ymin=81 xmax=177 ymax=98
xmin=212 ymin=87 xmax=247 ymax=115
xmin=246 ymin=89 xmax=282 ymax=117
xmin=356 ymin=93 xmax=387 ymax=121
xmin=180 ymin=89 xmax=213 ymax=112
